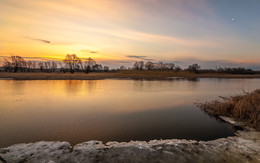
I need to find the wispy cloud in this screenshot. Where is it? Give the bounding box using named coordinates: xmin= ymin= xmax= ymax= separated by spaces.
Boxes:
xmin=122 ymin=30 xmax=220 ymax=48
xmin=126 ymin=55 xmax=154 ymax=61
xmin=81 ymin=26 xmax=220 ymax=48
xmin=1 ymin=0 xmax=259 ymax=66
xmin=81 ymin=49 xmax=98 ymax=54
xmin=127 ymin=55 xmax=147 ymax=59
xmin=24 ymin=37 xmax=51 ymax=44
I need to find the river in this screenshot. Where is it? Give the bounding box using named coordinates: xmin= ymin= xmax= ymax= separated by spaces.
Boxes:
xmin=0 ymin=78 xmax=259 ymax=147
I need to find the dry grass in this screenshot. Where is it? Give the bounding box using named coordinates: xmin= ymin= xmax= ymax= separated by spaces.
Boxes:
xmin=1 ymin=71 xmax=260 ymax=80
xmin=199 ymin=89 xmax=260 ymax=130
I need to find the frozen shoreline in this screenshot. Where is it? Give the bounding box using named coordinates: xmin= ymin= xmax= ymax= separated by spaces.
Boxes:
xmin=0 ymin=117 xmax=259 ymax=163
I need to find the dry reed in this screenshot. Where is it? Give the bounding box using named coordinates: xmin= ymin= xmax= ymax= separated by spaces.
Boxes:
xmin=199 ymin=89 xmax=260 ymax=130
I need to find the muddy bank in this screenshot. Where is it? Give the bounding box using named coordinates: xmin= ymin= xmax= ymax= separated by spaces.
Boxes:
xmin=0 ymin=117 xmax=259 ymax=163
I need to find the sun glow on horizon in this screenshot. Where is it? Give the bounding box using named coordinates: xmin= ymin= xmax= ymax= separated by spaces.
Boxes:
xmin=0 ymin=0 xmax=260 ymax=69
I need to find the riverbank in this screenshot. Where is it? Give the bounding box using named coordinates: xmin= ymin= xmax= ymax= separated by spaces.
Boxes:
xmin=198 ymin=89 xmax=260 ymax=131
xmin=1 ymin=71 xmax=260 ymax=80
xmin=0 ymin=117 xmax=259 ymax=163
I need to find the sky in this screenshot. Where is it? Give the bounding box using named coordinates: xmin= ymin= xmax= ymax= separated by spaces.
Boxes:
xmin=0 ymin=0 xmax=260 ymax=69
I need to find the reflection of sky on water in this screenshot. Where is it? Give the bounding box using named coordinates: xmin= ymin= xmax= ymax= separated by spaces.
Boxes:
xmin=0 ymin=78 xmax=259 ymax=147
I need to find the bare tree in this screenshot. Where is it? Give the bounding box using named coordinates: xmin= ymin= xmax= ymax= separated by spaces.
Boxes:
xmin=20 ymin=60 xmax=27 ymax=72
xmin=164 ymin=63 xmax=175 ymax=70
xmin=27 ymin=61 xmax=33 ymax=72
xmin=174 ymin=65 xmax=182 ymax=72
xmin=44 ymin=62 xmax=51 ymax=72
xmin=139 ymin=61 xmax=144 ymax=70
xmin=135 ymin=61 xmax=176 ymax=71
xmin=3 ymin=58 xmax=12 ymax=72
xmin=187 ymin=63 xmax=200 ymax=73
xmin=145 ymin=61 xmax=153 ymax=70
xmin=120 ymin=65 xmax=126 ymax=70
xmin=4 ymin=56 xmax=26 ymax=72
xmin=93 ymin=64 xmax=102 ymax=72
xmin=50 ymin=62 xmax=57 ymax=72
xmin=38 ymin=62 xmax=44 ymax=72
xmin=83 ymin=57 xmax=96 ymax=73
xmin=133 ymin=62 xmax=139 ymax=70
xmin=31 ymin=61 xmax=37 ymax=70
xmin=63 ymin=54 xmax=81 ymax=73
xmin=103 ymin=66 xmax=109 ymax=72
xmin=133 ymin=61 xmax=144 ymax=70
xmin=12 ymin=56 xmax=25 ymax=72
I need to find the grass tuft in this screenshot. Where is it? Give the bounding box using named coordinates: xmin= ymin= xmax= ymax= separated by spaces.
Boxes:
xmin=198 ymin=89 xmax=260 ymax=130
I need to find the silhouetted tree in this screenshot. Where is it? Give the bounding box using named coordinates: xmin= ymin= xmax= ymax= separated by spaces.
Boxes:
xmin=139 ymin=61 xmax=144 ymax=70
xmin=50 ymin=62 xmax=57 ymax=72
xmin=44 ymin=62 xmax=51 ymax=72
xmin=32 ymin=61 xmax=37 ymax=70
xmin=103 ymin=66 xmax=109 ymax=72
xmin=13 ymin=56 xmax=25 ymax=72
xmin=20 ymin=60 xmax=27 ymax=72
xmin=83 ymin=57 xmax=96 ymax=73
xmin=165 ymin=63 xmax=175 ymax=70
xmin=120 ymin=65 xmax=126 ymax=70
xmin=133 ymin=61 xmax=144 ymax=70
xmin=141 ymin=61 xmax=175 ymax=70
xmin=217 ymin=67 xmax=254 ymax=74
xmin=38 ymin=62 xmax=44 ymax=72
xmin=4 ymin=56 xmax=26 ymax=72
xmin=3 ymin=58 xmax=12 ymax=72
xmin=187 ymin=63 xmax=200 ymax=73
xmin=93 ymin=64 xmax=102 ymax=71
xmin=174 ymin=65 xmax=182 ymax=72
xmin=145 ymin=61 xmax=153 ymax=70
xmin=27 ymin=61 xmax=33 ymax=72
xmin=63 ymin=54 xmax=81 ymax=73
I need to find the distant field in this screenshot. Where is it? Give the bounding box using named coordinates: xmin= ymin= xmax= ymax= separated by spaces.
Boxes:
xmin=1 ymin=71 xmax=260 ymax=80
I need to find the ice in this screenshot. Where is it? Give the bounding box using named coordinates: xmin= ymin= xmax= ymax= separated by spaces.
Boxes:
xmin=1 ymin=117 xmax=259 ymax=163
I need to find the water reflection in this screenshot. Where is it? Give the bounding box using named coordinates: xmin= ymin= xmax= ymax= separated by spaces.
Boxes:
xmin=64 ymin=80 xmax=98 ymax=96
xmin=132 ymin=78 xmax=200 ymax=92
xmin=0 ymin=78 xmax=259 ymax=147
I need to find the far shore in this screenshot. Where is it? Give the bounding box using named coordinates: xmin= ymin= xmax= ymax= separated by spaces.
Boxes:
xmin=1 ymin=71 xmax=260 ymax=80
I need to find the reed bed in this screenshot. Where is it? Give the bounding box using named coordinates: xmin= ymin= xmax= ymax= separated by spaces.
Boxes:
xmin=199 ymin=89 xmax=260 ymax=130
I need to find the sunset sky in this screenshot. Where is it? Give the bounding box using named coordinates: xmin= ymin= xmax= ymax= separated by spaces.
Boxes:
xmin=1 ymin=0 xmax=260 ymax=69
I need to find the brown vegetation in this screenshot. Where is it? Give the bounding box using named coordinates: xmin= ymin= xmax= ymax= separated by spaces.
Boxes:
xmin=0 ymin=71 xmax=260 ymax=80
xmin=199 ymin=89 xmax=260 ymax=130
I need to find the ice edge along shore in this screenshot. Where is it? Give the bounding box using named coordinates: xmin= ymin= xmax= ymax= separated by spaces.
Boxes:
xmin=0 ymin=117 xmax=259 ymax=163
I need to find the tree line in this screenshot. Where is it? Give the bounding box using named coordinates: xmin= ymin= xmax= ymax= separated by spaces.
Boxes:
xmin=62 ymin=54 xmax=105 ymax=74
xmin=2 ymin=54 xmax=109 ymax=73
xmin=133 ymin=61 xmax=199 ymax=73
xmin=132 ymin=61 xmax=258 ymax=74
xmin=1 ymin=55 xmax=258 ymax=74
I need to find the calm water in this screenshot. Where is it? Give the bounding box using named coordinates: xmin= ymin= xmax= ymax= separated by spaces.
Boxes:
xmin=0 ymin=78 xmax=259 ymax=147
